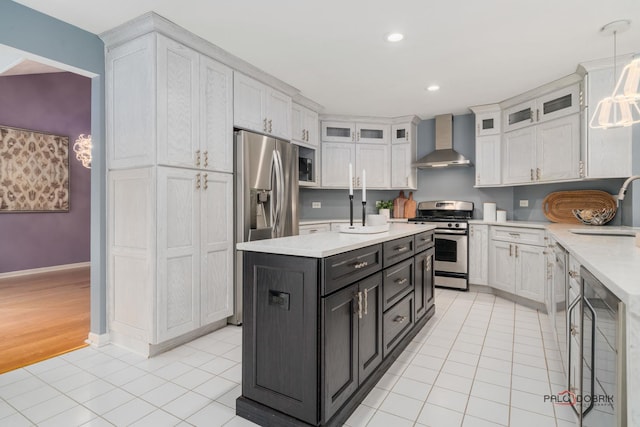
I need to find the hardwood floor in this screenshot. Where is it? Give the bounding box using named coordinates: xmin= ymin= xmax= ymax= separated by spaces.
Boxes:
xmin=0 ymin=267 xmax=90 ymax=374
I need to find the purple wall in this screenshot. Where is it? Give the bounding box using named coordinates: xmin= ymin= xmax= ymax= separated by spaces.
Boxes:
xmin=0 ymin=72 xmax=91 ymax=273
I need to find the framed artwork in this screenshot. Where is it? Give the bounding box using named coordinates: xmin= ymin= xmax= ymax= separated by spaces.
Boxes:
xmin=0 ymin=125 xmax=69 ymax=212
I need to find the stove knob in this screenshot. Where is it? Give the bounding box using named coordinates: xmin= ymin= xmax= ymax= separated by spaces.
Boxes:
xmin=448 ymin=223 xmax=452 ymax=228
xmin=455 ymin=223 xmax=460 ymax=228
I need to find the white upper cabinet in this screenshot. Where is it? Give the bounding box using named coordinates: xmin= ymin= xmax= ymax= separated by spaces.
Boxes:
xmin=107 ymin=33 xmax=233 ymax=172
xmin=536 ymin=114 xmax=580 ymax=182
xmin=199 ymin=56 xmax=234 ymax=173
xmin=234 ymin=72 xmax=292 ymax=140
xmin=321 ymin=143 xmax=356 ymax=187
xmin=156 ymin=36 xmax=199 ymax=170
xmin=503 ymin=84 xmax=580 ymax=133
xmin=470 ymin=104 xmax=501 ymax=187
xmin=292 ymin=103 xmax=319 ymax=147
xmin=391 ymin=144 xmax=413 ymax=188
xmin=355 ymin=123 xmax=389 ymax=144
xmin=475 ymin=109 xmax=501 ymax=137
xmin=322 ymin=121 xmax=389 ymax=144
xmin=580 ymin=59 xmax=633 ymax=179
xmin=502 ymin=127 xmax=536 ymax=184
xmin=475 ymin=134 xmax=501 ymax=186
xmin=357 ymin=144 xmax=390 ymax=188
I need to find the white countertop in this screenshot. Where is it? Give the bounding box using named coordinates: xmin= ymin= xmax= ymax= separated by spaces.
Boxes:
xmin=237 ymin=223 xmax=435 ymax=258
xmin=546 ymin=224 xmax=640 ymax=304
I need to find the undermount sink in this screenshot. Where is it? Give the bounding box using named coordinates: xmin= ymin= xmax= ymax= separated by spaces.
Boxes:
xmin=569 ymin=228 xmax=636 ymax=237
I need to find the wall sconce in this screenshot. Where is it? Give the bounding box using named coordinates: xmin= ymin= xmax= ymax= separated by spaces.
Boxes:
xmin=73 ymin=134 xmax=92 ymax=168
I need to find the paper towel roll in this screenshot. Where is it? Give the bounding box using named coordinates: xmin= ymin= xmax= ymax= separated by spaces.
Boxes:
xmin=483 ymin=202 xmax=497 ymax=222
xmin=496 ymin=210 xmax=507 ymax=222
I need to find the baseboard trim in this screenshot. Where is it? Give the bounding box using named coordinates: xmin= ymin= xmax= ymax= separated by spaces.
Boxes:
xmin=86 ymin=332 xmax=110 ymax=348
xmin=0 ymin=262 xmax=90 ymax=279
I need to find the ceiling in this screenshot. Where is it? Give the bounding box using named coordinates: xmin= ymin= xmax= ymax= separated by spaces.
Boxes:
xmin=12 ymin=0 xmax=640 ymax=119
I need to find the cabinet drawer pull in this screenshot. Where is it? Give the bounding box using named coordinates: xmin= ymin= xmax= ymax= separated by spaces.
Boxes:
xmin=425 ymin=258 xmax=431 ymax=271
xmin=263 ymin=118 xmax=268 ymax=132
xmin=196 ymin=173 xmax=201 ymax=189
xmin=536 ymin=168 xmax=541 ymax=180
xmin=395 ymin=246 xmax=409 ymax=252
xmin=196 ymin=150 xmax=201 ymax=167
xmin=509 ymin=244 xmax=512 ymax=257
xmin=393 ymin=315 xmax=407 ymax=323
xmin=357 ymin=130 xmax=361 ymax=141
xmin=515 ymin=245 xmax=519 ymax=258
xmin=353 ymin=261 xmax=369 ymax=269
xmin=420 ymin=237 xmax=430 ymax=242
xmin=204 ymin=151 xmax=209 ymax=168
xmin=357 ymin=291 xmax=363 ymax=319
xmin=203 ymin=174 xmax=208 ymax=190
xmin=268 ymin=119 xmax=272 ymax=133
xmin=508 ymin=232 xmax=520 ymax=237
xmin=530 ymin=169 xmax=534 ymax=181
xmin=570 ymin=324 xmax=578 ymax=336
xmin=395 ymin=278 xmax=408 ymax=285
xmin=569 ymin=270 xmax=580 ymax=279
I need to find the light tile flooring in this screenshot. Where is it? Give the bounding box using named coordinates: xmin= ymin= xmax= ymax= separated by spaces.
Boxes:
xmin=0 ymin=289 xmax=577 ymax=426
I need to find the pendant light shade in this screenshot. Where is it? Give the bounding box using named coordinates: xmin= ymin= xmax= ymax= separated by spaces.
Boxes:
xmin=588 ymin=20 xmax=639 ymax=129
xmin=589 ymin=95 xmax=640 ymax=129
xmin=615 ymin=57 xmax=640 ymax=100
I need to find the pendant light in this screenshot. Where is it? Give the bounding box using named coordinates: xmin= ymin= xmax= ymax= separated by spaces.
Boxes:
xmin=589 ymin=20 xmax=636 ymax=129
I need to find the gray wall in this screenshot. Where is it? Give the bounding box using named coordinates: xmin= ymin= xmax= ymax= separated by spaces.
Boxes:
xmin=0 ymin=1 xmax=106 ymax=334
xmin=301 ymin=114 xmax=638 ymax=226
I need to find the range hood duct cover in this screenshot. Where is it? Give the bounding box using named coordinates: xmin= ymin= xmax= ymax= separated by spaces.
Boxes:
xmin=414 ymin=114 xmax=472 ymax=168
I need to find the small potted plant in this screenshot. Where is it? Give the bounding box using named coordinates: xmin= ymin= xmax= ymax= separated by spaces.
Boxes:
xmin=376 ymin=200 xmax=393 ymax=219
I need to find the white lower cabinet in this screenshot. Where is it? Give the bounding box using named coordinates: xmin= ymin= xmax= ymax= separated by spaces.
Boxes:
xmin=469 ymin=224 xmax=489 ymax=285
xmin=488 ymin=226 xmax=546 ymax=303
xmin=110 ymin=167 xmax=233 ymax=351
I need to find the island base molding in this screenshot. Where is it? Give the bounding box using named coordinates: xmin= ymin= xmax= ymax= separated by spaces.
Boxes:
xmin=237 ymin=305 xmax=434 ymax=427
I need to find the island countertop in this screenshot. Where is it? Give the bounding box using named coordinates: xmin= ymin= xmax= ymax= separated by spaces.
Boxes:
xmin=236 ymin=223 xmax=435 ymax=258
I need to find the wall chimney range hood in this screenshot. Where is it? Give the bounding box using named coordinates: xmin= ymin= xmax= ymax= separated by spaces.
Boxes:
xmin=414 ymin=114 xmax=472 ymax=168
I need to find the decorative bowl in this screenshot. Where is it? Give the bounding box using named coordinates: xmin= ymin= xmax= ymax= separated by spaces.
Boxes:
xmin=571 ymin=208 xmax=616 ymax=226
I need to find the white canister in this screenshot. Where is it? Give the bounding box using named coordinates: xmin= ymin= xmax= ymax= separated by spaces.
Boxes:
xmin=496 ymin=210 xmax=507 ymax=222
xmin=483 ymin=202 xmax=497 ymax=222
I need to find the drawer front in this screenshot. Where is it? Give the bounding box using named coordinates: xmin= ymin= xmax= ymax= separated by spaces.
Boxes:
xmin=383 ymin=236 xmax=414 ymax=267
xmin=323 ymin=244 xmax=382 ymax=296
xmin=299 ymin=223 xmax=331 ymax=235
xmin=414 ymin=230 xmax=434 ymax=253
xmin=383 ymin=293 xmax=414 ymax=357
xmin=382 ymin=258 xmax=414 ymax=311
xmin=491 ymin=226 xmax=545 ymax=245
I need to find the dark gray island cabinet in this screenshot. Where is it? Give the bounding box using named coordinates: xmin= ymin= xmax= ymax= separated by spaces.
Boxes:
xmin=236 ymin=224 xmax=436 ymax=426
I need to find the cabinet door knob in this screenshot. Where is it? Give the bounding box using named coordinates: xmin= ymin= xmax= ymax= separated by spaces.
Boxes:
xmin=196 ymin=150 xmax=201 ymax=167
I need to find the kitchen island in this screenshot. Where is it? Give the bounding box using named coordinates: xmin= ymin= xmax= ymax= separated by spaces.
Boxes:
xmin=236 ymin=223 xmax=436 ymax=426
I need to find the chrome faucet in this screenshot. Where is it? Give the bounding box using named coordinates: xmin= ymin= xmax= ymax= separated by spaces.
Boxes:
xmin=617 ymin=175 xmax=640 ymax=205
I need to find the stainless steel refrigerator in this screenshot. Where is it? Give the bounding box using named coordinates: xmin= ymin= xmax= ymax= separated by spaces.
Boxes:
xmin=229 ymin=130 xmax=299 ymax=325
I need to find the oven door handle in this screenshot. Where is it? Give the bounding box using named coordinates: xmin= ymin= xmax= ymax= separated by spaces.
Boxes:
xmin=434 ymin=229 xmax=467 ymax=235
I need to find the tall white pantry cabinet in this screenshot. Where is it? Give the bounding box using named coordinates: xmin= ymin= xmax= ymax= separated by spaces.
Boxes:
xmin=105 ymin=29 xmax=234 ymax=355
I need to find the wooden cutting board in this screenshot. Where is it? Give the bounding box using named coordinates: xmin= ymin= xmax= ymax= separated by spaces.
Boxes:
xmin=404 ymin=192 xmax=417 ymax=219
xmin=542 ymin=190 xmax=616 ymax=223
xmin=393 ymin=191 xmax=407 ymax=218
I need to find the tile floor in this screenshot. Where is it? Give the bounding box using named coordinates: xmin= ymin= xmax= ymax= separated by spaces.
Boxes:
xmin=0 ymin=289 xmax=576 ymax=426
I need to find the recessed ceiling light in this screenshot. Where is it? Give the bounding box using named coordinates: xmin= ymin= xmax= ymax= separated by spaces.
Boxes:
xmin=427 ymin=85 xmax=440 ymax=92
xmin=386 ymin=33 xmax=404 ymax=42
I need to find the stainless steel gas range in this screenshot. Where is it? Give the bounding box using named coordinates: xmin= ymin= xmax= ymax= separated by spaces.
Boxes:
xmin=408 ymin=201 xmax=474 ymax=290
